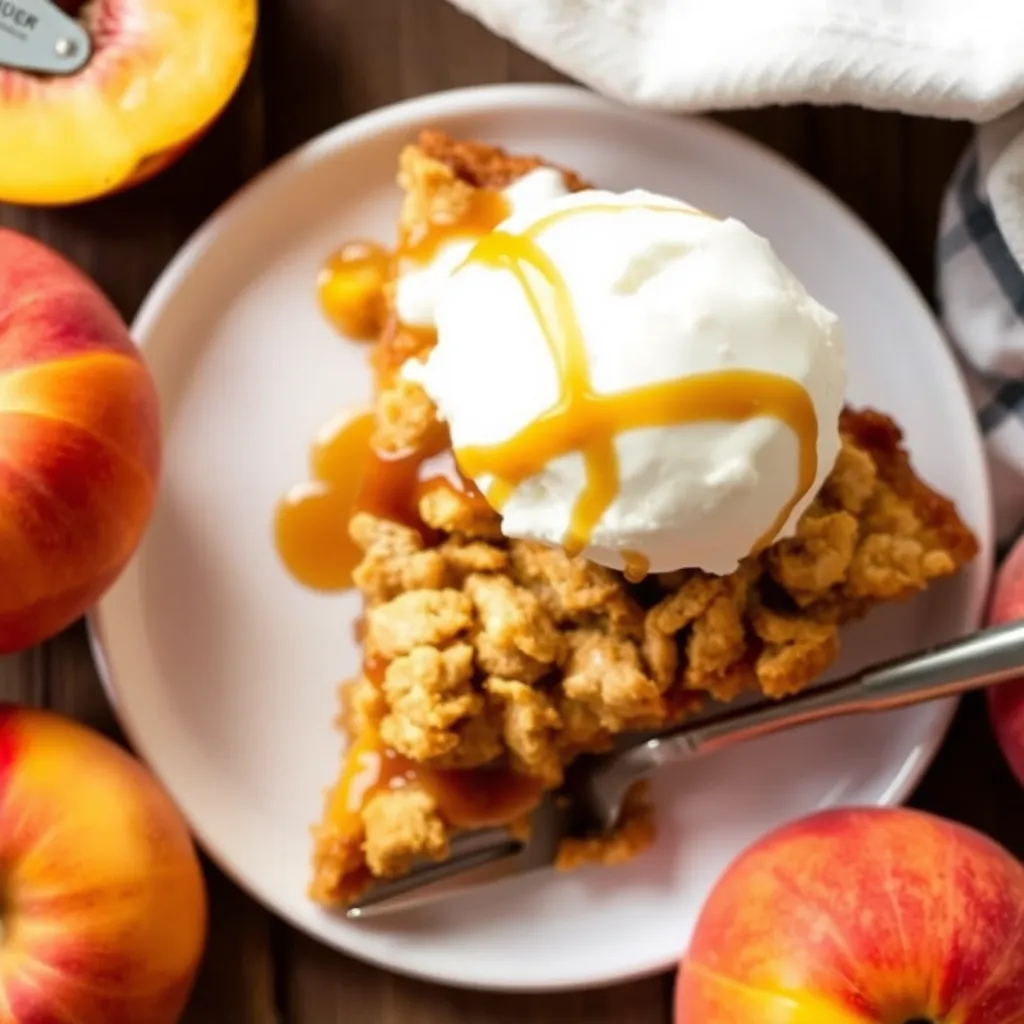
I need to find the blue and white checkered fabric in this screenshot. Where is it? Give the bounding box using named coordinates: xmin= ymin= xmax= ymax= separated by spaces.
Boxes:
xmin=938 ymin=114 xmax=1024 ymax=557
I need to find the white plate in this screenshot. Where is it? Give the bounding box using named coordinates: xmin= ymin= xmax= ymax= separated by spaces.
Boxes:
xmin=88 ymin=84 xmax=994 ymax=993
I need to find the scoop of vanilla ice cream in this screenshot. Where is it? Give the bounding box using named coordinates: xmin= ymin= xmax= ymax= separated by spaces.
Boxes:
xmin=406 ymin=186 xmax=846 ymax=577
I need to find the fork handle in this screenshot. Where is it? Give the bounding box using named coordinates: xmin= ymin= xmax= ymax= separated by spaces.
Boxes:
xmin=619 ymin=617 xmax=1024 ymax=780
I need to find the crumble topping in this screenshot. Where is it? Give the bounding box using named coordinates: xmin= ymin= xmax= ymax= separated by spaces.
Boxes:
xmin=363 ymin=786 xmax=448 ymax=878
xmin=379 ymin=643 xmax=479 ymax=762
xmin=365 ymin=588 xmax=474 ymax=660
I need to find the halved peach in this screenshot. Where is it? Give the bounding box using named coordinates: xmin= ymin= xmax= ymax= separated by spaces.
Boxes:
xmin=0 ymin=0 xmax=257 ymax=205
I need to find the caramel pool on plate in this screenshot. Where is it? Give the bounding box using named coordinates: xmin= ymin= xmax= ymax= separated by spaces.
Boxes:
xmin=274 ymin=408 xmax=376 ymax=591
xmin=318 ymin=241 xmax=392 ymax=340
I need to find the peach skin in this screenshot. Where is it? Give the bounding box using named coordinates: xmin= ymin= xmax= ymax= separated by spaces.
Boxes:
xmin=0 ymin=1 xmax=258 ymax=205
xmin=0 ymin=228 xmax=161 ymax=653
xmin=676 ymin=807 xmax=1024 ymax=1024
xmin=0 ymin=705 xmax=207 ymax=1023
xmin=987 ymin=532 xmax=1024 ymax=787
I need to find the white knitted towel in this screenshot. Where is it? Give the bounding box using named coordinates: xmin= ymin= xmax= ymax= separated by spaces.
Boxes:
xmin=448 ymin=0 xmax=1024 ymax=120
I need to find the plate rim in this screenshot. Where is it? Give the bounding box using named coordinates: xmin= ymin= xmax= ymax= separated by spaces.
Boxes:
xmin=86 ymin=82 xmax=995 ymax=993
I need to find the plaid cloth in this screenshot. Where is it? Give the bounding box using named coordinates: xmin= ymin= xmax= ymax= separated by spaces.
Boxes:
xmin=938 ymin=108 xmax=1024 ymax=558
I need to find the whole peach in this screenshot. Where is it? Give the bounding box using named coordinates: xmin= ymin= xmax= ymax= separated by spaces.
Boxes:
xmin=677 ymin=807 xmax=1024 ymax=1023
xmin=0 ymin=705 xmax=206 ymax=1023
xmin=0 ymin=229 xmax=161 ymax=652
xmin=987 ymin=533 xmax=1024 ymax=787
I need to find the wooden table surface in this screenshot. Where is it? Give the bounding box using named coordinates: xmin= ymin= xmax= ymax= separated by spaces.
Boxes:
xmin=2 ymin=1 xmax=1023 ymax=1021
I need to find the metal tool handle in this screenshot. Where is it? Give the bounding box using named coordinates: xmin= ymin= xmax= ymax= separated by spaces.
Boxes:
xmin=614 ymin=618 xmax=1024 ymax=783
xmin=0 ymin=0 xmax=91 ymax=75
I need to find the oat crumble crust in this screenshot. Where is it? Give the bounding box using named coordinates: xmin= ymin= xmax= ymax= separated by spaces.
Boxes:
xmin=308 ymin=131 xmax=980 ymax=908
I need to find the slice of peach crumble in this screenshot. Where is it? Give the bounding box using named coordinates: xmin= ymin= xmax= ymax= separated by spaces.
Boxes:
xmin=304 ymin=131 xmax=978 ymax=908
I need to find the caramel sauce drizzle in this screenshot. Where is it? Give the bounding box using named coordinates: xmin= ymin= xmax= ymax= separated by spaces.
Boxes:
xmin=318 ymin=242 xmax=393 ymax=340
xmin=399 ymin=188 xmax=511 ymax=265
xmin=274 ymin=409 xmax=377 ymax=591
xmin=622 ymin=550 xmax=650 ymax=584
xmin=455 ymin=204 xmax=820 ymax=564
xmin=325 ymin=723 xmax=418 ymax=834
xmin=275 ymin=415 xmax=485 ymax=589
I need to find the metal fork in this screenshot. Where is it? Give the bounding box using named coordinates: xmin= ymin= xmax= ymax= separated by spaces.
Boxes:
xmin=345 ymin=617 xmax=1024 ymax=919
